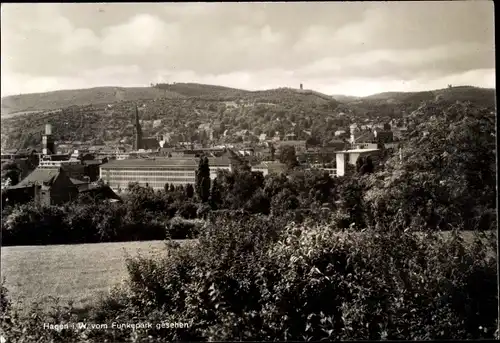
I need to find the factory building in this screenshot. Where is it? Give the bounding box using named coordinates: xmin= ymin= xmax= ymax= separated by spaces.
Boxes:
xmin=99 ymin=156 xmax=232 ymax=191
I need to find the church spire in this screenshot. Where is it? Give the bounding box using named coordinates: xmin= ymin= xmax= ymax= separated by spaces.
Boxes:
xmin=134 ymin=105 xmax=143 ymax=150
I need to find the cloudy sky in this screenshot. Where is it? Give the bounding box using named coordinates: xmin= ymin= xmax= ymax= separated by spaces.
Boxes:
xmin=0 ymin=2 xmax=495 ymax=97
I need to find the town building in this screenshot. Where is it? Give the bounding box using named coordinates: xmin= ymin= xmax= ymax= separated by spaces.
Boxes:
xmin=37 ymin=153 xmax=101 ymax=182
xmin=1 ymin=149 xmax=40 ymax=181
xmin=99 ymin=156 xmax=232 ymax=191
xmin=6 ymin=168 xmax=80 ymax=206
xmin=4 ymin=167 xmax=119 ymax=206
xmin=350 ymin=128 xmax=395 ymax=149
xmin=251 ymin=161 xmax=287 ymax=176
xmin=276 ymin=140 xmax=307 ymax=155
xmin=301 ymin=144 xmax=343 ymax=165
xmin=335 ymin=148 xmax=380 ymax=177
xmin=306 ymin=166 xmax=337 ymax=178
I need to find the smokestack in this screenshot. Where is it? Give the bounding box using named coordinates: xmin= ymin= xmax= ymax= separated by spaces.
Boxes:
xmin=45 ymin=124 xmax=52 ymax=135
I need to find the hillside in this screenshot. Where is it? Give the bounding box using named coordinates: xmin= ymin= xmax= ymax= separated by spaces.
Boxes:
xmin=364 ymin=86 xmax=495 ymax=107
xmin=0 ymin=87 xmax=343 ymax=150
xmin=331 ymin=95 xmax=361 ymax=102
xmin=153 ymin=82 xmax=248 ymax=98
xmin=0 ymin=84 xmax=495 ymax=151
xmin=1 ymin=87 xmax=184 ymax=115
xmin=1 ymin=84 xmax=338 ymax=116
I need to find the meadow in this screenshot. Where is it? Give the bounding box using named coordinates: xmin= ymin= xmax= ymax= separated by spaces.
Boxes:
xmin=2 ymin=230 xmax=494 ymax=316
xmin=1 ymin=240 xmax=197 ymax=313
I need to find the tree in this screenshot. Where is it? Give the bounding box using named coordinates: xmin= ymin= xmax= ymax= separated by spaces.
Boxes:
xmin=305 ymin=136 xmax=321 ymax=147
xmin=355 ymin=157 xmax=365 ymax=173
xmin=244 ymin=188 xmax=271 ymax=215
xmin=228 ymin=150 xmax=251 ymax=172
xmin=337 ymin=176 xmax=366 ymax=229
xmin=279 ymin=146 xmax=299 ymax=169
xmin=209 ymin=177 xmax=223 ymax=209
xmin=360 ymin=156 xmax=374 ymax=175
xmin=364 ymin=101 xmax=496 ymax=232
xmin=271 ymin=188 xmax=300 ymax=216
xmin=1 ymin=162 xmax=21 ymax=186
xmin=195 ymin=156 xmax=211 ymax=203
xmin=186 ymin=183 xmax=194 ymax=198
xmin=269 ymin=144 xmax=276 ymax=161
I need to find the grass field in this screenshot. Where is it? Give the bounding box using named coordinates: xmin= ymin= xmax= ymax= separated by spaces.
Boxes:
xmin=1 ymin=231 xmax=495 ymax=314
xmin=1 ymin=240 xmax=197 ymax=313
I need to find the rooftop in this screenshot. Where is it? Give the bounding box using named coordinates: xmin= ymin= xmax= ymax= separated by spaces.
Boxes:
xmin=101 ymin=156 xmax=232 ymax=169
xmin=337 ymin=148 xmax=380 ymax=154
xmin=252 ymin=161 xmax=287 ymax=169
xmin=278 ymin=140 xmax=306 ymax=145
xmin=14 ymin=168 xmax=61 ymax=188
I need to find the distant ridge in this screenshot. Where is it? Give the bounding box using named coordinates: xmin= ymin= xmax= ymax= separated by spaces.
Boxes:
xmin=293 ymin=88 xmax=334 ymax=101
xmin=1 ymin=84 xmax=495 ymax=116
xmin=330 ymin=94 xmax=361 ymax=102
xmin=362 ymin=86 xmax=495 ymax=107
xmin=1 ymin=87 xmax=183 ymax=115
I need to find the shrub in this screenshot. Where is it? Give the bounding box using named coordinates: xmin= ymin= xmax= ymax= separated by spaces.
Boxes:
xmin=167 ymin=217 xmax=204 ymax=240
xmin=1 ymin=284 xmax=88 ymax=343
xmin=2 ymin=203 xmax=68 ymax=245
xmin=91 ymin=216 xmax=497 ymax=341
xmin=177 ymin=201 xmax=198 ymax=219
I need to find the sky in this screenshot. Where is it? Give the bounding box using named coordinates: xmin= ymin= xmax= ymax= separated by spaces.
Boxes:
xmin=0 ymin=2 xmax=495 ymax=98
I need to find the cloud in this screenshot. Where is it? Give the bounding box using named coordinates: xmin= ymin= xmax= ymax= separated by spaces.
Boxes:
xmin=0 ymin=2 xmax=495 ymax=98
xmin=297 ymin=41 xmax=493 ymax=80
xmin=60 ymin=28 xmax=99 ymax=54
xmin=100 ymin=14 xmax=178 ymax=56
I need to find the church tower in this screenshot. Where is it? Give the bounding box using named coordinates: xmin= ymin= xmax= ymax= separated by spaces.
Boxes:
xmin=42 ymin=123 xmax=55 ymax=155
xmin=133 ymin=106 xmax=143 ymax=150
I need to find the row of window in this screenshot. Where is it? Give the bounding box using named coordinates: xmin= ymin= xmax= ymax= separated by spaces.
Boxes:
xmin=105 ymin=171 xmax=195 ymax=176
xmin=109 ymin=180 xmax=193 ymax=190
xmin=106 ymin=176 xmax=196 ymax=182
xmin=103 ymin=173 xmax=219 ymax=180
xmin=101 ymin=166 xmax=231 ymax=172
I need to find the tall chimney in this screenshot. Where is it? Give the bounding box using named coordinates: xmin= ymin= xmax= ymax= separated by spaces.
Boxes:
xmin=45 ymin=124 xmax=52 ymax=135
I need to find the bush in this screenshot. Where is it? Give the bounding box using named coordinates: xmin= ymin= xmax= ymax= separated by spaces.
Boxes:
xmin=1 ymin=284 xmax=88 ymax=343
xmin=90 ymin=216 xmax=497 ymax=341
xmin=167 ymin=217 xmax=204 ymax=240
xmin=2 ymin=200 xmax=168 ymax=246
xmin=177 ymin=201 xmax=198 ymax=219
xmin=2 ymin=203 xmax=68 ymax=245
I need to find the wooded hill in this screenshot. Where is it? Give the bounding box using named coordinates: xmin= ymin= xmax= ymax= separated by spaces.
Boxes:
xmin=0 ymin=84 xmax=495 ymax=150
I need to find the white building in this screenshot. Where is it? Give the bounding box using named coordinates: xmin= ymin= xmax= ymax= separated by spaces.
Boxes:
xmin=335 ymin=148 xmax=380 ymax=177
xmin=100 ymin=157 xmax=232 ymax=191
